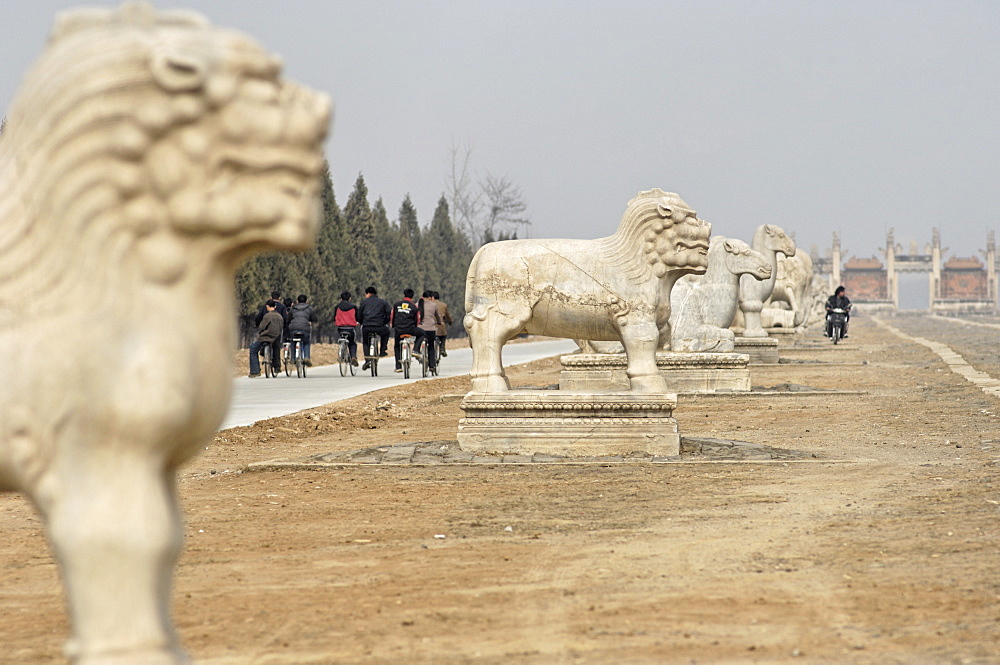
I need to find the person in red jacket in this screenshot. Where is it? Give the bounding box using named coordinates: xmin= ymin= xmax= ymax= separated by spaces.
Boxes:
xmin=334 ymin=291 xmax=359 ymax=366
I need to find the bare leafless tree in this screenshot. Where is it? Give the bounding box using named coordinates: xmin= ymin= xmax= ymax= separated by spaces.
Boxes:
xmin=482 ymin=173 xmax=529 ymax=242
xmin=445 ymin=140 xmax=529 ymax=247
xmin=446 ymin=139 xmax=483 ymax=245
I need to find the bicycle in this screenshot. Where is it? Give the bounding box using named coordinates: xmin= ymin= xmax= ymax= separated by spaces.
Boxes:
xmin=281 ymin=340 xmax=293 ymax=377
xmin=417 ymin=337 xmax=438 ymax=377
xmin=433 ymin=336 xmax=443 ymax=368
xmin=288 ymin=332 xmax=308 ymax=378
xmin=261 ymin=342 xmax=277 ymax=378
xmin=338 ymin=330 xmax=357 ymax=377
xmin=365 ymin=331 xmax=379 ymax=377
xmin=398 ymin=334 xmax=414 ymax=379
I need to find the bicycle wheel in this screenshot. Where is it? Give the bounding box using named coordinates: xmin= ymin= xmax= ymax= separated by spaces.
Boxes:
xmin=263 ymin=346 xmax=273 ymax=378
xmin=421 ymin=347 xmax=428 ymax=378
xmin=297 ymin=358 xmax=305 ymax=378
xmin=283 ymin=344 xmax=292 ymax=377
xmin=350 ymin=355 xmax=357 ymax=376
xmin=368 ymin=336 xmax=378 ymax=377
xmin=434 ymin=338 xmax=442 ymax=365
xmin=339 ymin=342 xmax=348 ymax=376
xmin=402 ymin=345 xmax=410 ymax=379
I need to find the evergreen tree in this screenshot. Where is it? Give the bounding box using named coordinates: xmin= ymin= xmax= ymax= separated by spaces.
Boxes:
xmin=307 ymin=162 xmax=346 ymax=340
xmin=424 ymin=195 xmax=473 ymax=336
xmin=397 ymin=194 xmax=424 ymax=289
xmin=376 ymin=198 xmax=418 ymax=300
xmin=342 ymin=173 xmax=382 ymax=299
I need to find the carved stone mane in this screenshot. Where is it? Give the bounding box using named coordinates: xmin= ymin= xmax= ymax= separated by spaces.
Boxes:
xmin=0 ymin=4 xmax=330 ymax=662
xmin=600 ymin=188 xmax=704 ymax=282
xmin=0 ymin=2 xmax=328 ymax=323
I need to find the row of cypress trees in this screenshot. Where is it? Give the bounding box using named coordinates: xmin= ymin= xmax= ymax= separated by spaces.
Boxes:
xmin=234 ymin=164 xmax=477 ymax=345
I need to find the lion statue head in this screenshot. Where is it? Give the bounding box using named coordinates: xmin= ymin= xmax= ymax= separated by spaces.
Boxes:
xmin=602 ymin=188 xmax=711 ymax=281
xmin=0 ymin=2 xmax=331 ymax=320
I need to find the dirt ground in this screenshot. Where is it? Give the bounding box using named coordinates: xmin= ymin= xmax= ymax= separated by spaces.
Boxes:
xmin=2 ymin=314 xmax=999 ymax=664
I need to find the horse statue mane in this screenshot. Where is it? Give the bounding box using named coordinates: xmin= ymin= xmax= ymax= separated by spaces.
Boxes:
xmin=0 ymin=4 xmax=330 ymax=662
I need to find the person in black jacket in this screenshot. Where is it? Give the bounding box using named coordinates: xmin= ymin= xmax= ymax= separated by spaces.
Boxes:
xmin=390 ymin=288 xmax=419 ymax=372
xmin=287 ymin=294 xmax=318 ymax=365
xmin=358 ymin=286 xmax=391 ymax=370
xmin=254 ymin=290 xmax=289 ymax=327
xmin=825 ymin=285 xmax=852 ymax=338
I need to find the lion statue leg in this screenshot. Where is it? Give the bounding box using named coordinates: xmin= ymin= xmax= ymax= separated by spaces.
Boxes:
xmin=620 ymin=322 xmax=668 ymax=393
xmin=40 ymin=451 xmax=189 ymax=665
xmin=465 ymin=302 xmax=532 ymax=392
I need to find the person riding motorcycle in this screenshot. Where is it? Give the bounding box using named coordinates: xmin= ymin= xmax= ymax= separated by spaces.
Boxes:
xmin=825 ymin=285 xmax=852 ymax=338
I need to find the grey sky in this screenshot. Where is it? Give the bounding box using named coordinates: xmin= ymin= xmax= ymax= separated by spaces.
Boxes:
xmin=3 ymin=1 xmax=998 ymax=262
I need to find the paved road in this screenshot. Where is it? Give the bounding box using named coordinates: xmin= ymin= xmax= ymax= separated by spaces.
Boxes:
xmin=220 ymin=339 xmax=578 ymax=429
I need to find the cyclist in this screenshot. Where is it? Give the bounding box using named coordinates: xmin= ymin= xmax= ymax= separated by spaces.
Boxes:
xmin=249 ymin=300 xmax=284 ymax=377
xmin=334 ymin=291 xmax=359 ymax=366
xmin=288 ymin=294 xmax=318 ymax=366
xmin=825 ymin=285 xmax=852 ymax=338
xmin=254 ymin=290 xmax=289 ymax=327
xmin=358 ymin=285 xmax=391 ymax=371
xmin=414 ymin=290 xmax=442 ymax=373
xmin=432 ymin=290 xmax=453 ymax=357
xmin=254 ymin=290 xmax=289 ymax=373
xmin=390 ymin=288 xmax=419 ymax=373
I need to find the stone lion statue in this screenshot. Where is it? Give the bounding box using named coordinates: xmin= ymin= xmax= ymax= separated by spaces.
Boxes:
xmin=0 ymin=5 xmax=330 ymax=663
xmin=670 ymin=236 xmax=772 ymax=352
xmin=764 ymin=251 xmax=814 ymax=327
xmin=735 ymin=224 xmax=797 ymax=337
xmin=464 ymin=189 xmax=711 ymax=393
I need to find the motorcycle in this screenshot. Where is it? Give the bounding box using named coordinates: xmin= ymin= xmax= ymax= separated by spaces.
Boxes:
xmin=828 ymin=308 xmax=848 ymax=344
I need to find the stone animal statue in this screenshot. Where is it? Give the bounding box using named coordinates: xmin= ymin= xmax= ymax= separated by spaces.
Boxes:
xmin=464 ymin=189 xmax=711 ymax=393
xmin=764 ymin=251 xmax=814 ymax=327
xmin=670 ymin=236 xmax=772 ymax=352
xmin=0 ymin=5 xmax=330 ymax=664
xmin=735 ymin=224 xmax=797 ymax=337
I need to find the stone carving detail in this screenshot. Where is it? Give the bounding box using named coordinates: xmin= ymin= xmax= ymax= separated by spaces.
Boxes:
xmin=736 ymin=224 xmax=797 ymax=337
xmin=763 ymin=251 xmax=814 ymax=327
xmin=0 ymin=5 xmax=330 ymax=664
xmin=464 ymin=189 xmax=710 ymax=393
xmin=459 ymin=391 xmax=680 ymax=456
xmin=669 ymin=236 xmax=772 ymax=352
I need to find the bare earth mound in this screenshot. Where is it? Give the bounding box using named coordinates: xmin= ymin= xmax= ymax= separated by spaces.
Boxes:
xmin=2 ymin=316 xmax=998 ymax=664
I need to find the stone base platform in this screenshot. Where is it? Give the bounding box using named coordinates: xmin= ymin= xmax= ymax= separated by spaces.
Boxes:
xmin=764 ymin=327 xmax=801 ymax=344
xmin=458 ymin=391 xmax=679 ymax=457
xmin=733 ymin=337 xmax=780 ymax=364
xmin=558 ymin=352 xmax=750 ymax=393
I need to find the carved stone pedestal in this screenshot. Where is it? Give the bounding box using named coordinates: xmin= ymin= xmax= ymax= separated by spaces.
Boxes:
xmin=559 ymin=353 xmax=750 ymax=393
xmin=733 ymin=337 xmax=780 ymax=364
xmin=458 ymin=391 xmax=679 ymax=457
xmin=764 ymin=327 xmax=800 ymax=344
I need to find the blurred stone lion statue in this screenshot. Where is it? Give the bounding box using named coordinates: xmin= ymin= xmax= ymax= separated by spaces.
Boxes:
xmin=0 ymin=4 xmax=330 ymax=663
xmin=464 ymin=189 xmax=711 ymax=393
